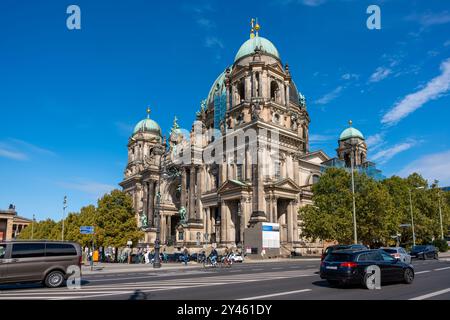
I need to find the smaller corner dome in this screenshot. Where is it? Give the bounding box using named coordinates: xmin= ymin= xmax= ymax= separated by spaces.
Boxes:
xmin=133 ymin=118 xmax=162 ymax=136
xmin=234 ymin=36 xmax=280 ymax=62
xmin=339 ymin=127 xmax=364 ymax=141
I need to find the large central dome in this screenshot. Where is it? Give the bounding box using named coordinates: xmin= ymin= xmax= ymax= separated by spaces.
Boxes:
xmin=234 ymin=36 xmax=280 ymax=62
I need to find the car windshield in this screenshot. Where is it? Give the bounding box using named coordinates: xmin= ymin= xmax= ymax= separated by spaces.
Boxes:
xmin=412 ymin=246 xmax=427 ymax=251
xmin=382 ymin=248 xmax=397 ymax=254
xmin=324 ymin=253 xmax=354 ymax=262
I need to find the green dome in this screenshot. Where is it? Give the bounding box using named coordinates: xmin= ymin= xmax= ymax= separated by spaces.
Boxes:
xmin=234 ymin=36 xmax=280 ymax=62
xmin=206 ymin=69 xmax=228 ymax=105
xmin=133 ymin=118 xmax=161 ymax=136
xmin=339 ymin=127 xmax=364 ymax=141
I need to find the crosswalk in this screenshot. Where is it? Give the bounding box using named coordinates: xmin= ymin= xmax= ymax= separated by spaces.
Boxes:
xmin=0 ymin=269 xmax=316 ymax=300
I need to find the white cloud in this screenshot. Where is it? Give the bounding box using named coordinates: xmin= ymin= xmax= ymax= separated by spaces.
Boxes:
xmin=205 ymin=36 xmax=224 ymax=49
xmin=309 ymin=134 xmax=334 ymax=143
xmin=371 ymin=141 xmax=416 ymax=164
xmin=369 ymin=67 xmax=392 ymax=83
xmin=444 ymin=40 xmax=450 ymax=47
xmin=398 ymin=150 xmax=450 ymax=185
xmin=115 ymin=121 xmax=134 ymax=136
xmin=366 ymin=133 xmax=385 ymax=151
xmin=0 ymin=146 xmax=27 ymax=160
xmin=59 ymin=180 xmax=116 ymax=197
xmin=0 ymin=139 xmax=55 ymax=161
xmin=302 ymin=0 xmax=326 ymax=6
xmin=342 ymin=73 xmax=359 ymax=80
xmin=197 ymin=18 xmax=214 ymax=29
xmin=314 ymin=86 xmax=343 ymax=105
xmin=382 ymin=58 xmax=450 ymax=125
xmin=406 ymin=11 xmax=450 ymax=27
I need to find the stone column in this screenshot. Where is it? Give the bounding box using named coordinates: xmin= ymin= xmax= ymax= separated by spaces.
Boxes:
xmin=161 ymin=215 xmax=166 ymax=243
xmin=148 ymin=182 xmax=155 ymax=227
xmin=180 ymin=167 xmax=187 ymax=211
xmin=293 ymin=200 xmax=299 ymax=242
xmin=196 ymin=167 xmax=203 ymax=221
xmin=220 ymin=200 xmax=228 ymax=244
xmin=250 ymin=145 xmax=267 ymax=223
xmin=245 ymin=74 xmax=251 ymax=101
xmin=142 ymin=182 xmax=148 ymax=225
xmin=239 ymin=198 xmax=246 ymax=244
xmin=287 ymin=201 xmax=293 ymax=243
xmin=272 ymin=197 xmax=278 ymax=223
xmin=189 ymin=166 xmax=196 ymax=221
xmin=285 ymin=81 xmax=290 ymax=106
xmin=293 ymin=154 xmax=300 ymax=185
xmin=245 ymin=147 xmax=252 ymax=181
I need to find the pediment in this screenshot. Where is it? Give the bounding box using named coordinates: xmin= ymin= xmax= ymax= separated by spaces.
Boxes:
xmin=267 ymin=177 xmax=301 ymax=191
xmin=217 ymin=179 xmax=250 ymax=194
xmin=299 ymin=150 xmax=330 ymax=164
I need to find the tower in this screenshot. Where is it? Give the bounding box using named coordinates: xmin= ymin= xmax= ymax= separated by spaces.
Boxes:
xmin=337 ymin=120 xmax=367 ymax=167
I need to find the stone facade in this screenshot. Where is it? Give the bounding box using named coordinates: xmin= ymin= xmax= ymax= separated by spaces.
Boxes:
xmin=0 ymin=205 xmax=32 ymax=241
xmin=120 ymin=27 xmax=335 ymax=255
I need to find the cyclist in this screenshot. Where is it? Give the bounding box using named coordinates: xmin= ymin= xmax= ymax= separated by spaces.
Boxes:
xmin=209 ymin=248 xmax=218 ymax=265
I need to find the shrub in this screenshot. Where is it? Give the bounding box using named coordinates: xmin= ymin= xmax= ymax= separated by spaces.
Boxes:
xmin=432 ymin=239 xmax=449 ymax=252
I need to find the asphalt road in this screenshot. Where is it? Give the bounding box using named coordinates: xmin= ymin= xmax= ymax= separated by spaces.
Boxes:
xmin=0 ymin=259 xmax=449 ymax=300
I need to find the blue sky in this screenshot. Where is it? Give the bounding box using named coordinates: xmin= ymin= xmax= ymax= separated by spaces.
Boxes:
xmin=1 ymin=0 xmax=449 ymax=221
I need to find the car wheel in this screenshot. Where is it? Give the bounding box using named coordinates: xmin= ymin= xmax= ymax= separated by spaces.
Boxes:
xmin=403 ymin=268 xmax=414 ymax=284
xmin=44 ymin=270 xmax=65 ymax=288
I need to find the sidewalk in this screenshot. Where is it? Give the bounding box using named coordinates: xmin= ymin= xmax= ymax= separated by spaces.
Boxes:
xmin=82 ymin=262 xmax=199 ymax=275
xmin=81 ymin=257 xmax=320 ymax=275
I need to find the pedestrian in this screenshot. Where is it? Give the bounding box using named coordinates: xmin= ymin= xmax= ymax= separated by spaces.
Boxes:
xmin=183 ymin=247 xmax=189 ymax=266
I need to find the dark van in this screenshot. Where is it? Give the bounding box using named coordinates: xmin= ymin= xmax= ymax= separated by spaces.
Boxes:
xmin=0 ymin=240 xmax=82 ymax=288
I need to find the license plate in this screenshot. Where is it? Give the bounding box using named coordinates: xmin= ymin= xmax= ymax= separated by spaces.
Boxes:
xmin=326 ymin=266 xmax=338 ymax=270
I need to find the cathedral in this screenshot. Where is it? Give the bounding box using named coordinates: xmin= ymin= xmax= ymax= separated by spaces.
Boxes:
xmin=119 ymin=20 xmax=375 ymax=255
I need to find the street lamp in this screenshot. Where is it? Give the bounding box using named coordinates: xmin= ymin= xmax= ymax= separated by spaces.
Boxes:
xmin=342 ymin=140 xmax=365 ymax=245
xmin=62 ymin=196 xmax=67 ymax=241
xmin=437 ymin=187 xmax=444 ymax=240
xmin=408 ymin=186 xmax=424 ymax=247
xmin=152 ymin=144 xmax=166 ymax=269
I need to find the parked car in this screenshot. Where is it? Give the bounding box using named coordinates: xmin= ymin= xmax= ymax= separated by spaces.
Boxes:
xmin=0 ymin=240 xmax=82 ymax=288
xmin=320 ymin=249 xmax=414 ymax=287
xmin=410 ymin=245 xmax=438 ymax=260
xmin=381 ymin=247 xmax=412 ymax=264
xmin=321 ymin=244 xmax=368 ymax=261
xmin=229 ymin=253 xmax=244 ymax=263
xmin=166 ymin=252 xmax=183 ymax=262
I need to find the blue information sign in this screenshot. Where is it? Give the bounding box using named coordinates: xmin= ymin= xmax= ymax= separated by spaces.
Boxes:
xmin=80 ymin=226 xmax=95 ymax=234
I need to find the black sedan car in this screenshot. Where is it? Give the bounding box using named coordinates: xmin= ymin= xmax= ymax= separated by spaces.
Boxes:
xmin=320 ymin=249 xmax=414 ymax=288
xmin=321 ymin=244 xmax=368 ymax=261
xmin=409 ymin=245 xmax=438 ymax=260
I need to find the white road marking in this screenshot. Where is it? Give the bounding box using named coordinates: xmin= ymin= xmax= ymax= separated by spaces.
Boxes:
xmin=434 ymin=267 xmax=450 ymax=271
xmin=409 ymin=288 xmax=450 ymax=300
xmin=239 ymin=289 xmax=312 ymax=300
xmin=415 ymin=270 xmax=431 ymax=274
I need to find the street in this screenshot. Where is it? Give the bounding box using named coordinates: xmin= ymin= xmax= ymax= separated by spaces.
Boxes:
xmin=0 ymin=259 xmax=449 ymax=300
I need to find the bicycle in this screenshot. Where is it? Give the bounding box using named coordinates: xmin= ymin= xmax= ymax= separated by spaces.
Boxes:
xmin=220 ymin=255 xmax=233 ymax=268
xmin=203 ymin=256 xmax=218 ymax=269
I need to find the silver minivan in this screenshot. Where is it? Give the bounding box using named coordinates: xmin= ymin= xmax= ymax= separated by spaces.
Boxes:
xmin=0 ymin=240 xmax=82 ymax=288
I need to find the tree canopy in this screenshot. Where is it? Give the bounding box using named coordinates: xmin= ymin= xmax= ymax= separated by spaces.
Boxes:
xmin=299 ymin=168 xmax=449 ymax=248
xmin=18 ymin=190 xmax=144 ymax=248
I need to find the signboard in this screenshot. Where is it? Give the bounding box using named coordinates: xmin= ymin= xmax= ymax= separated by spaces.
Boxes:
xmin=261 ymin=222 xmax=280 ymax=249
xmin=80 ymin=226 xmax=94 ymax=234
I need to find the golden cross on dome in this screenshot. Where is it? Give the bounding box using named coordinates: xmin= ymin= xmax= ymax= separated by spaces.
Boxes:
xmin=349 ymin=120 xmax=353 ymax=127
xmin=147 ymin=106 xmax=151 ymax=119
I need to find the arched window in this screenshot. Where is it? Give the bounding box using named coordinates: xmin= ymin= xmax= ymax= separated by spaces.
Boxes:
xmin=270 ymin=81 xmax=279 ymax=101
xmin=238 ymin=80 xmax=245 ymax=102
xmin=344 ymin=153 xmax=351 ymax=167
xmin=312 ymin=175 xmax=320 ymax=184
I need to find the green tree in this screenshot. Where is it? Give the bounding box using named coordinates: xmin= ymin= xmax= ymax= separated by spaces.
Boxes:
xmin=299 ymin=167 xmax=397 ymax=247
xmin=18 ymin=190 xmax=144 ymax=251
